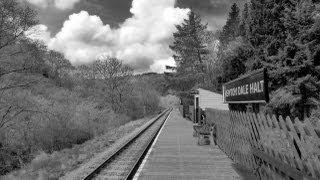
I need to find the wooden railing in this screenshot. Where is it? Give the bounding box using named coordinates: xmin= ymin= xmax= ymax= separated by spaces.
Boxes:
xmin=205 ymin=109 xmax=320 ymax=180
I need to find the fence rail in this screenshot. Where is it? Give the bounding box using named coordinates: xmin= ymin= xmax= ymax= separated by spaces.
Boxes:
xmin=205 ymin=109 xmax=320 ymax=180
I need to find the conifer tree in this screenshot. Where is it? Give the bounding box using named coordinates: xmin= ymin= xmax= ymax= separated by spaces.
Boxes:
xmin=213 ymin=0 xmax=319 ymax=119
xmin=217 ymin=3 xmax=248 ymax=90
xmin=239 ymin=3 xmax=249 ymax=38
xmin=247 ymin=0 xmax=296 ymax=70
xmin=170 ymin=11 xmax=208 ymax=75
xmin=219 ymin=3 xmax=241 ymax=46
xmin=266 ymin=0 xmax=320 ymax=119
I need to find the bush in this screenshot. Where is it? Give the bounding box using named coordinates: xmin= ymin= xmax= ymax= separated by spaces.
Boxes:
xmin=125 ymin=96 xmax=145 ymax=120
xmin=125 ymin=81 xmax=161 ymax=119
xmin=159 ymin=95 xmax=180 ymax=108
xmin=30 ymin=152 xmax=61 ymax=172
xmin=0 ymin=82 xmax=122 ymax=175
xmin=0 ymin=67 xmax=163 ymax=176
xmin=310 ymin=107 xmax=320 ymax=126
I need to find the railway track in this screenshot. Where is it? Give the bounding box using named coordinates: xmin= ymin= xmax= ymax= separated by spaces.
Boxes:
xmin=84 ymin=108 xmax=172 ymax=180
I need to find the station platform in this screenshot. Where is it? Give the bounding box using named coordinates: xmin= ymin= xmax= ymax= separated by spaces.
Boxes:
xmin=134 ymin=108 xmax=244 ymax=180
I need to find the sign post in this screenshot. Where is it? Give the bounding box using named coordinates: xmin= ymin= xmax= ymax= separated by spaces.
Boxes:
xmin=223 ymin=69 xmax=269 ymax=113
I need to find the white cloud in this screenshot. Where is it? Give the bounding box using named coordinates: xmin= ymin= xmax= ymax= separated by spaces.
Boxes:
xmin=150 ymin=57 xmax=176 ymax=73
xmin=30 ymin=0 xmax=190 ymax=72
xmin=25 ymin=24 xmax=51 ymax=43
xmin=48 ymin=11 xmax=116 ymax=65
xmin=26 ymin=0 xmax=81 ymax=10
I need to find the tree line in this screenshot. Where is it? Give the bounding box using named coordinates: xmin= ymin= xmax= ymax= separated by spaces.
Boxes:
xmin=0 ymin=0 xmax=165 ymax=175
xmin=169 ymin=0 xmax=320 ymax=121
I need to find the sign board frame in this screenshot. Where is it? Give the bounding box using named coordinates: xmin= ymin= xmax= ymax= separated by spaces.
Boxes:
xmin=222 ymin=69 xmax=269 ymax=104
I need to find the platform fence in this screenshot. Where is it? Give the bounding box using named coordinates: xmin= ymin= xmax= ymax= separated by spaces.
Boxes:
xmin=205 ymin=108 xmax=320 ymax=180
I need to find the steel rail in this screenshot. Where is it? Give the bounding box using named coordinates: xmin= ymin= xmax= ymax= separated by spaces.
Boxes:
xmin=84 ymin=108 xmax=172 ymax=180
xmin=125 ymin=108 xmax=172 ymax=179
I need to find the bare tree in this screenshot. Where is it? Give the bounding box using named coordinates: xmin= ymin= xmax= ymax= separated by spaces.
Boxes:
xmin=0 ymin=0 xmax=39 ymax=77
xmin=46 ymin=51 xmax=72 ymax=75
xmin=44 ymin=50 xmax=74 ymax=87
xmin=93 ymin=58 xmax=134 ymax=112
xmin=0 ymin=0 xmax=37 ymax=52
xmin=0 ymin=0 xmax=40 ymax=75
xmin=0 ymin=0 xmax=41 ymax=132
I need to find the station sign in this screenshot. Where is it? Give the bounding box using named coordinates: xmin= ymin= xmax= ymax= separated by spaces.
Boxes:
xmin=223 ymin=69 xmax=269 ymax=104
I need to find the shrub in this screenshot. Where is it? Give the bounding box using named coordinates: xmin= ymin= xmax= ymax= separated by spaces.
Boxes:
xmin=125 ymin=95 xmax=145 ymax=119
xmin=159 ymin=94 xmax=180 ymax=108
xmin=310 ymin=107 xmax=320 ymax=126
xmin=0 ymin=68 xmax=163 ymax=176
xmin=30 ymin=152 xmax=61 ymax=172
xmin=0 ymin=85 xmax=119 ymax=174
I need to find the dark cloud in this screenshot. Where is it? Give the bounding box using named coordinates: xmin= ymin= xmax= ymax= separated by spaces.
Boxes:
xmin=78 ymin=0 xmax=132 ymax=27
xmin=33 ymin=0 xmax=132 ymax=35
xmin=177 ymin=0 xmax=247 ymax=15
xmin=176 ymin=0 xmax=229 ymax=16
xmin=176 ymin=0 xmax=248 ymax=30
xmin=29 ymin=0 xmax=249 ymax=35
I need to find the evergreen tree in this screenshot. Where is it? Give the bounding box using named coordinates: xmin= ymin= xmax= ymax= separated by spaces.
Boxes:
xmin=221 ymin=40 xmax=253 ymax=83
xmin=219 ymin=3 xmax=241 ymax=46
xmin=216 ymin=3 xmax=250 ymax=91
xmin=213 ymin=0 xmax=319 ymax=119
xmin=216 ymin=37 xmax=253 ymax=93
xmin=246 ymin=0 xmax=296 ymax=70
xmin=239 ymin=3 xmax=250 ymax=38
xmin=170 ymin=11 xmax=208 ymax=75
xmin=266 ymin=0 xmax=320 ymax=119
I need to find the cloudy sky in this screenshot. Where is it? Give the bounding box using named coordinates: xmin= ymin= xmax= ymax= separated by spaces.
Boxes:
xmin=25 ymin=0 xmax=247 ymax=73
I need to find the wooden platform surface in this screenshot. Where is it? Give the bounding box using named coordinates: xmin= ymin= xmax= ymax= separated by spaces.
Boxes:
xmin=135 ymin=108 xmax=244 ymax=180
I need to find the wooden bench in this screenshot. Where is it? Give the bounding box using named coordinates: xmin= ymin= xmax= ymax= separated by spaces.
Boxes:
xmin=193 ymin=124 xmax=211 ymax=145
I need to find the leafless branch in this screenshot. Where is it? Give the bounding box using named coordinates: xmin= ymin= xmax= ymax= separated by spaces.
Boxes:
xmin=0 ymin=80 xmax=38 ymax=91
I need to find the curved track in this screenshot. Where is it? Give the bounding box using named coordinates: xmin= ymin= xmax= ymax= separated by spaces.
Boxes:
xmin=84 ymin=108 xmax=172 ymax=180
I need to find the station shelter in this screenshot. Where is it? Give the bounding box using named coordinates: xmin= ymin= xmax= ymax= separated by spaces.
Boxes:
xmin=194 ymin=88 xmax=229 ymax=123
